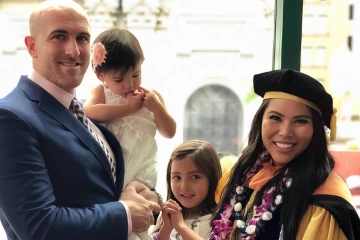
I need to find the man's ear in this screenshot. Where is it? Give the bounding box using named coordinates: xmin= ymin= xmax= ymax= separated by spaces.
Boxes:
xmin=24 ymin=36 xmax=37 ymax=58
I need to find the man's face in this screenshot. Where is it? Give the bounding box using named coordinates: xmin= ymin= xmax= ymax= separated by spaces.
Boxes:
xmin=28 ymin=7 xmax=91 ymax=93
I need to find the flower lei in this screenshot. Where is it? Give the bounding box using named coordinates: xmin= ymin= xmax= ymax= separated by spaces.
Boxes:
xmin=210 ymin=152 xmax=292 ymax=240
xmin=91 ymin=42 xmax=107 ymax=68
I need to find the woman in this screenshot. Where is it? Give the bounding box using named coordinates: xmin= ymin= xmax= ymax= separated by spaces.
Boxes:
xmin=211 ymin=69 xmax=360 ymax=240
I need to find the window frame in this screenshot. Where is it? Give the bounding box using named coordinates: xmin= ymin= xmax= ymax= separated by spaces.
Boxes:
xmin=273 ymin=0 xmax=303 ymax=70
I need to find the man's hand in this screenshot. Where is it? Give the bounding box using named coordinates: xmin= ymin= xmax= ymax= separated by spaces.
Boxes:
xmin=126 ymin=180 xmax=159 ymax=203
xmin=120 ymin=183 xmax=161 ymax=232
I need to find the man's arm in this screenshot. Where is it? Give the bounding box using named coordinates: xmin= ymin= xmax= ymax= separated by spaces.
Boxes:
xmin=0 ymin=107 xmax=127 ymax=240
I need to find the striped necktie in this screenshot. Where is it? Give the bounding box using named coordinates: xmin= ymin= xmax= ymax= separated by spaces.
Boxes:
xmin=69 ymin=98 xmax=116 ymax=183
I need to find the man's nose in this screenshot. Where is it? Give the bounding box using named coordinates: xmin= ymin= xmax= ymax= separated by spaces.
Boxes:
xmin=65 ymin=39 xmax=80 ymax=58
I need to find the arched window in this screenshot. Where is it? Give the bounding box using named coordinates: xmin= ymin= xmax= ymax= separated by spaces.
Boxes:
xmin=184 ymin=84 xmax=243 ymax=155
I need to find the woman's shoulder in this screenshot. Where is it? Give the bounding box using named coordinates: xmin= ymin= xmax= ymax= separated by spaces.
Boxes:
xmin=308 ymin=173 xmax=360 ymax=240
xmin=313 ymin=171 xmax=353 ymax=203
xmin=215 ymin=171 xmax=231 ymax=204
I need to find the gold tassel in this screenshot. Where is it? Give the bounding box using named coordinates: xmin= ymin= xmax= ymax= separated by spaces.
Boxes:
xmin=330 ymin=108 xmax=337 ymax=141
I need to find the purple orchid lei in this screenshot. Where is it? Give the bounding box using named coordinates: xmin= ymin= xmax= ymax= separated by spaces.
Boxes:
xmin=210 ymin=152 xmax=291 ymax=240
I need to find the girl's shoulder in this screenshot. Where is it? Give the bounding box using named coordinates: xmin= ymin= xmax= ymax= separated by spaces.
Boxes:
xmin=103 ymin=87 xmax=124 ymax=104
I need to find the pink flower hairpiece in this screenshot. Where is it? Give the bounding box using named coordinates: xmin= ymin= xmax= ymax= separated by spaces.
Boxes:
xmin=91 ymin=42 xmax=107 ymax=68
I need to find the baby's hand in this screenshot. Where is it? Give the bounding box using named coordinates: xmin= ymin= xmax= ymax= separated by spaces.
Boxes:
xmin=125 ymin=90 xmax=144 ymax=113
xmin=139 ymin=87 xmax=163 ymax=113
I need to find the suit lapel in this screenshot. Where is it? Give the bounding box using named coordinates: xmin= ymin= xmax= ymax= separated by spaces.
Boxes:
xmin=18 ymin=76 xmax=115 ymax=186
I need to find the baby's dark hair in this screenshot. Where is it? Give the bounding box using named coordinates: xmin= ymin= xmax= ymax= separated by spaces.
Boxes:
xmin=92 ymin=28 xmax=144 ymax=75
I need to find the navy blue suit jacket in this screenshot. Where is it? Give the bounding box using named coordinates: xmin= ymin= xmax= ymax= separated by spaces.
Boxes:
xmin=0 ymin=76 xmax=128 ymax=240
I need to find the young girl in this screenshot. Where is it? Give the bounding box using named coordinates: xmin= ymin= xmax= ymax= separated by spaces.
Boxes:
xmin=152 ymin=140 xmax=222 ymax=240
xmin=84 ymin=28 xmax=176 ymax=191
xmin=84 ymin=28 xmax=176 ymax=240
xmin=210 ymin=69 xmax=360 ymax=240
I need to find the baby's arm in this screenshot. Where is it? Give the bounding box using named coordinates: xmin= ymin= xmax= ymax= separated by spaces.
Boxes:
xmin=83 ymin=85 xmax=144 ymax=122
xmin=140 ymin=87 xmax=176 ymax=139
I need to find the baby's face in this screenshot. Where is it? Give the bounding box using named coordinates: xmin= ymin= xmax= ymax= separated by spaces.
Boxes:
xmin=99 ymin=66 xmax=142 ymax=98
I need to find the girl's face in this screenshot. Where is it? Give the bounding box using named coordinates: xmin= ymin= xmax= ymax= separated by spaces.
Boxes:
xmin=261 ymin=99 xmax=314 ymax=166
xmin=170 ymin=156 xmax=209 ymax=214
xmin=97 ymin=65 xmax=141 ymax=98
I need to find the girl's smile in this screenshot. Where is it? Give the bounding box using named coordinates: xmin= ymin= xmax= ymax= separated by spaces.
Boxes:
xmin=170 ymin=156 xmax=209 ymax=210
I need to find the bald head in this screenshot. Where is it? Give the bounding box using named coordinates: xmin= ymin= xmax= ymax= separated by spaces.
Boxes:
xmin=29 ymin=0 xmax=89 ymax=36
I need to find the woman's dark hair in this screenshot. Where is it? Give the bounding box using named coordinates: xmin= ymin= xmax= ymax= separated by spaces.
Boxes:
xmin=212 ymin=99 xmax=334 ymax=239
xmin=92 ymin=28 xmax=144 ymax=76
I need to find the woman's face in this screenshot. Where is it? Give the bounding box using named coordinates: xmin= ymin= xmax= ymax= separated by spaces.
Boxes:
xmin=261 ymin=99 xmax=314 ymax=166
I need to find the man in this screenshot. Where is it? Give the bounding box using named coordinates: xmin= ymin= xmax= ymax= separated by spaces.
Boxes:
xmin=0 ymin=1 xmax=160 ymax=239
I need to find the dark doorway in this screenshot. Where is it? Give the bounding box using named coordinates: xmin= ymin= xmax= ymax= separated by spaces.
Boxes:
xmin=184 ymin=84 xmax=243 ymax=155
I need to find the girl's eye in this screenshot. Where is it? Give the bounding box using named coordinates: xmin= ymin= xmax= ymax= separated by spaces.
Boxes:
xmin=191 ymin=175 xmax=200 ymax=180
xmin=114 ymin=79 xmax=123 ymax=83
xmin=269 ymin=115 xmax=281 ymax=121
xmin=172 ymin=176 xmax=180 ymax=180
xmin=133 ymin=74 xmax=139 ymax=77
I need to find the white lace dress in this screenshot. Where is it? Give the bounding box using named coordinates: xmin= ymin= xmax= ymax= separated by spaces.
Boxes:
xmin=102 ymin=87 xmax=158 ymax=189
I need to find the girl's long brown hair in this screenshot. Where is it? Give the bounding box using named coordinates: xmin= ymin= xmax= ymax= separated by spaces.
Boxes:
xmin=152 ymin=140 xmax=222 ymax=237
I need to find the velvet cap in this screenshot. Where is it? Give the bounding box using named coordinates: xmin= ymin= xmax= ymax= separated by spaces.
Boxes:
xmin=253 ymin=69 xmax=336 ymax=140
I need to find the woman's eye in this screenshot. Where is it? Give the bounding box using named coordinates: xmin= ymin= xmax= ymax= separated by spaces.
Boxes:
xmin=269 ymin=115 xmax=281 ymax=121
xmin=295 ymin=119 xmax=308 ymax=124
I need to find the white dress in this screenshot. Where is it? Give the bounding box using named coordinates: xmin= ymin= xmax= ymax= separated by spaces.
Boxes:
xmin=103 ymin=87 xmax=158 ymax=240
xmin=103 ymin=87 xmax=158 ymax=189
xmin=169 ymin=214 xmax=212 ymax=240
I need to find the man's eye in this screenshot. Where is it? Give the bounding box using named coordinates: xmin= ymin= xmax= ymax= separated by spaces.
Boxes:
xmin=77 ymin=36 xmax=89 ymax=42
xmin=54 ymin=35 xmax=65 ymax=40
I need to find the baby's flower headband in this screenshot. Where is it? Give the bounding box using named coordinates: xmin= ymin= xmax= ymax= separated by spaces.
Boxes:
xmin=91 ymin=42 xmax=107 ymax=68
